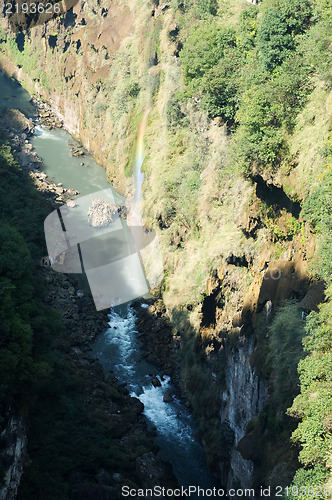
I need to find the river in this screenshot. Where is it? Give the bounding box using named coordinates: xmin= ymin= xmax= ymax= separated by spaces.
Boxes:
xmin=0 ymin=70 xmax=218 ymax=492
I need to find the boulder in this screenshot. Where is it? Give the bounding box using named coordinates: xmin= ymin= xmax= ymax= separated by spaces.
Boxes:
xmin=72 ymin=149 xmax=84 ymax=157
xmin=151 ymin=376 xmax=161 ymax=387
xmin=117 ymin=206 xmax=128 ymax=218
xmin=111 ymin=473 xmax=122 ymax=484
xmin=163 ymin=389 xmax=173 ymax=403
xmin=237 ymin=431 xmax=257 ymax=460
xmin=136 ymin=452 xmax=164 ymax=484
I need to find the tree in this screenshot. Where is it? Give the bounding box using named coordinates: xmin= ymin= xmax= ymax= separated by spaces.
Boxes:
xmin=180 ymin=25 xmax=236 ymax=83
xmin=200 ymin=47 xmax=244 ymax=122
xmin=257 ymin=0 xmax=312 ymax=71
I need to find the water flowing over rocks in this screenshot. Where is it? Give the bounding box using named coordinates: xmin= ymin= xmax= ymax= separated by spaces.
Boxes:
xmin=31 ymin=96 xmax=63 ymax=129
xmin=93 ymin=306 xmax=218 ymax=490
xmin=0 ymin=104 xmax=178 ymax=499
xmin=0 ymin=107 xmax=80 ymax=205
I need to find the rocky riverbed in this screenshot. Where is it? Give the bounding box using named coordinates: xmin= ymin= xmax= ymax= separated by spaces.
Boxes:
xmin=0 ymin=104 xmax=178 ymax=499
xmin=0 ymin=104 xmax=129 ymax=218
xmin=40 ymin=267 xmax=178 ymax=498
xmin=0 ymin=106 xmax=79 ymax=205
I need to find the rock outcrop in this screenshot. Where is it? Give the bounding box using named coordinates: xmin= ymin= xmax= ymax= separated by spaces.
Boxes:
xmin=0 ymin=414 xmax=28 ymax=500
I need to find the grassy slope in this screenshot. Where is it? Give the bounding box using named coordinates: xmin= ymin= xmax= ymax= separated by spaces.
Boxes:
xmin=141 ymin=0 xmax=332 ymax=492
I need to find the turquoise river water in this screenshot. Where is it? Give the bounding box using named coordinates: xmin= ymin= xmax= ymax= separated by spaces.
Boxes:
xmin=0 ymin=69 xmax=218 ymax=493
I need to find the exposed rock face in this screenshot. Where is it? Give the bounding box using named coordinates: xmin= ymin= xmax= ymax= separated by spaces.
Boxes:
xmin=134 ymin=250 xmax=310 ymax=492
xmin=0 ymin=1 xmax=319 ymax=494
xmin=0 ymin=414 xmax=28 ymax=500
xmin=220 ymin=335 xmax=268 ymax=491
xmin=133 ymin=299 xmax=180 ymax=380
xmin=0 ymin=0 xmax=138 ymax=193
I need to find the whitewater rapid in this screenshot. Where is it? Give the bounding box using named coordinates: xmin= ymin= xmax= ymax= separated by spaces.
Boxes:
xmin=93 ymin=305 xmax=218 ymax=490
xmin=0 ymin=68 xmax=217 ymax=492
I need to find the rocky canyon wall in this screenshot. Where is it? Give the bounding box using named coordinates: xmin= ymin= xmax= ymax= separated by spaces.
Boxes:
xmin=0 ymin=0 xmax=329 ymax=493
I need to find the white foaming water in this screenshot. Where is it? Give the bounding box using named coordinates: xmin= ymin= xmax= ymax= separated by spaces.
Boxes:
xmin=93 ymin=305 xmax=218 ymax=490
xmin=0 ymin=73 xmax=216 ymax=489
xmin=0 ymin=70 xmax=216 ymax=491
xmin=34 ymin=124 xmax=62 ymax=140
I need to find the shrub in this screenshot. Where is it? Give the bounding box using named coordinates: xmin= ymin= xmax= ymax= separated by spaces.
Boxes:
xmin=180 ymin=24 xmax=236 ymax=83
xmin=233 ymin=57 xmax=311 ymax=173
xmin=238 ymin=5 xmax=259 ymax=52
xmin=172 ymin=0 xmax=218 ymax=16
xmin=128 ymin=82 xmax=141 ymax=98
xmin=195 ymin=0 xmax=218 ymax=17
xmin=302 ymin=173 xmax=332 ymax=283
xmin=257 ymin=0 xmax=312 ymax=71
xmin=166 ymin=93 xmax=188 ymax=129
xmin=93 ymin=101 xmax=107 ymax=118
xmin=267 ymin=302 xmax=306 ymax=408
xmin=287 ymin=288 xmax=332 ymax=492
xmin=286 ymin=465 xmax=330 ymax=499
xmin=200 ymin=47 xmax=244 ymax=122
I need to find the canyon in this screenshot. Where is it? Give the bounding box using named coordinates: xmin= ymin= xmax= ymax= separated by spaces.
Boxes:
xmin=0 ymin=0 xmax=331 ymax=498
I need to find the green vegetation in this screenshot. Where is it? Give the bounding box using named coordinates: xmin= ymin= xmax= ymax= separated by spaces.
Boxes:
xmin=247 ymin=304 xmax=306 ymax=489
xmin=0 ymin=132 xmax=59 ymax=420
xmin=180 ymin=24 xmax=240 ymax=123
xmin=173 ymin=0 xmax=219 ymax=17
xmin=165 ymin=0 xmax=332 ymax=492
xmin=302 ymin=169 xmax=332 ymax=282
xmin=17 ymin=356 xmax=133 ymax=500
xmin=177 ymin=0 xmax=329 ymax=177
xmin=0 ymin=0 xmax=331 ymax=493
xmin=0 ymin=133 xmax=148 ymax=498
xmin=286 ymin=290 xmax=332 ymax=499
xmin=256 ymin=0 xmax=312 ymax=71
xmin=268 ymin=303 xmax=306 ymax=409
xmin=180 ymin=318 xmax=226 ymax=471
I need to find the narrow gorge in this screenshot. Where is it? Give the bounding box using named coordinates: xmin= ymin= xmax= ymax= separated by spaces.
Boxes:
xmin=0 ymin=0 xmax=331 ymax=499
